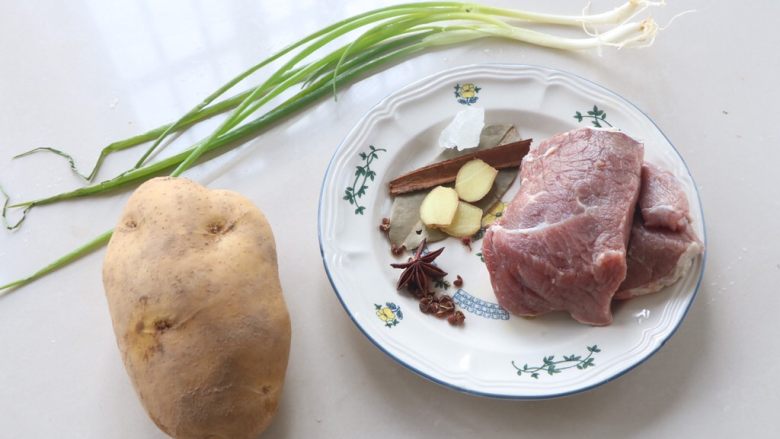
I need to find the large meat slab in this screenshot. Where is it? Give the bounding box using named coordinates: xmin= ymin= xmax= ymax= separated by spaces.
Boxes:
xmin=482 ymin=128 xmax=643 ymax=325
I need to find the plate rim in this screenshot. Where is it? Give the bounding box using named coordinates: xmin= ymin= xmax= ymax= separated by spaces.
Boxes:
xmin=317 ymin=63 xmax=707 ymax=400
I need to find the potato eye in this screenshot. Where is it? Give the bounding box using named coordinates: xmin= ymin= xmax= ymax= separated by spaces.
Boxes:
xmin=153 ymin=319 xmax=172 ymax=332
xmin=208 ymin=221 xmax=235 ymax=234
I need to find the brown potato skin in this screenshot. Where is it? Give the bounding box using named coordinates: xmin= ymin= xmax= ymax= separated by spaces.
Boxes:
xmin=103 ymin=177 xmax=291 ymax=439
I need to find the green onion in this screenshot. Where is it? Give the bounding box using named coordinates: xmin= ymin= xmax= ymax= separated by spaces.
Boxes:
xmin=1 ymin=1 xmax=673 ymax=293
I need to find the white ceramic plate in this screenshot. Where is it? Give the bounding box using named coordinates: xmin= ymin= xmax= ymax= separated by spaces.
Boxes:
xmin=318 ymin=64 xmax=706 ymax=399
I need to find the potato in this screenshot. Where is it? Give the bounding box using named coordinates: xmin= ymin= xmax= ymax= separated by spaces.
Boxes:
xmin=419 ymin=186 xmax=459 ymax=227
xmin=102 ymin=177 xmax=291 ymax=439
xmin=455 ymin=159 xmax=498 ymax=202
xmin=441 ymin=201 xmax=483 ymax=237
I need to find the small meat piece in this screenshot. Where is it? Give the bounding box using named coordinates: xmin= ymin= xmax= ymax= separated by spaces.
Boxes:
xmin=638 ymin=163 xmax=690 ymax=231
xmin=614 ymin=217 xmax=702 ymax=299
xmin=483 ymin=128 xmax=644 ymax=325
xmin=616 ymin=164 xmax=703 ymax=299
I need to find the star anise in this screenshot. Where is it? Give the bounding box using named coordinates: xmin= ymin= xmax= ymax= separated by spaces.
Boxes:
xmin=390 ymin=239 xmax=447 ymax=293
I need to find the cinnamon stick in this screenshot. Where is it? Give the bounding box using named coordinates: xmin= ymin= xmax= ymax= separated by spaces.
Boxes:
xmin=388 ymin=138 xmax=532 ymax=196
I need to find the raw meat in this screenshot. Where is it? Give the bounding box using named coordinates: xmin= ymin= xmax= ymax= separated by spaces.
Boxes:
xmin=637 ymin=163 xmax=690 ymax=231
xmin=615 ymin=164 xmax=703 ymax=299
xmin=482 ymin=128 xmax=643 ymax=325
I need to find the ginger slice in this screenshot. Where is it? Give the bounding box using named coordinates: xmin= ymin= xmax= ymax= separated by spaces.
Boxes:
xmin=420 ymin=186 xmax=459 ymax=227
xmin=455 ymin=159 xmax=498 ymax=202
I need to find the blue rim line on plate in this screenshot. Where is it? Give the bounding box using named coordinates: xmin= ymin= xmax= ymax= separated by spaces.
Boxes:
xmin=317 ymin=63 xmax=707 ymax=400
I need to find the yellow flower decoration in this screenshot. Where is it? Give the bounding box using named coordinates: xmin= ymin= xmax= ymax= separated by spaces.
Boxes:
xmin=377 ymin=306 xmax=395 ymax=321
xmin=375 ymin=302 xmax=403 ymax=328
xmin=459 ymin=83 xmax=477 ymax=98
xmin=454 ymin=83 xmax=481 ymax=105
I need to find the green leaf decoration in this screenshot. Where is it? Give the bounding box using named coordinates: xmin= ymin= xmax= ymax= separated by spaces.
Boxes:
xmin=512 ymin=345 xmax=602 ymax=379
xmin=344 ymin=145 xmax=386 ymax=215
xmin=434 ymin=279 xmax=451 ymax=289
xmin=573 ymin=105 xmax=613 ymax=128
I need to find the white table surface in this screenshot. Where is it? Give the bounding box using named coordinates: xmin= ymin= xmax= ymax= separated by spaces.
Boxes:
xmin=1 ymin=1 xmax=778 ymax=437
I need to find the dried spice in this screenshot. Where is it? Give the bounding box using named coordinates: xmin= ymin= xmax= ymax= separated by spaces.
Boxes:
xmin=435 ymin=295 xmax=455 ymax=318
xmin=448 ymin=311 xmax=465 ymax=326
xmin=419 ymin=295 xmax=439 ymax=314
xmin=390 ymin=239 xmax=446 ymax=292
xmin=388 ymin=138 xmax=530 ymax=196
xmin=390 ymin=241 xmax=465 ymax=326
xmin=379 ymin=217 xmax=390 ymax=233
xmin=386 ymin=126 xmax=520 ymax=251
xmin=453 ymin=275 xmax=463 ymax=288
